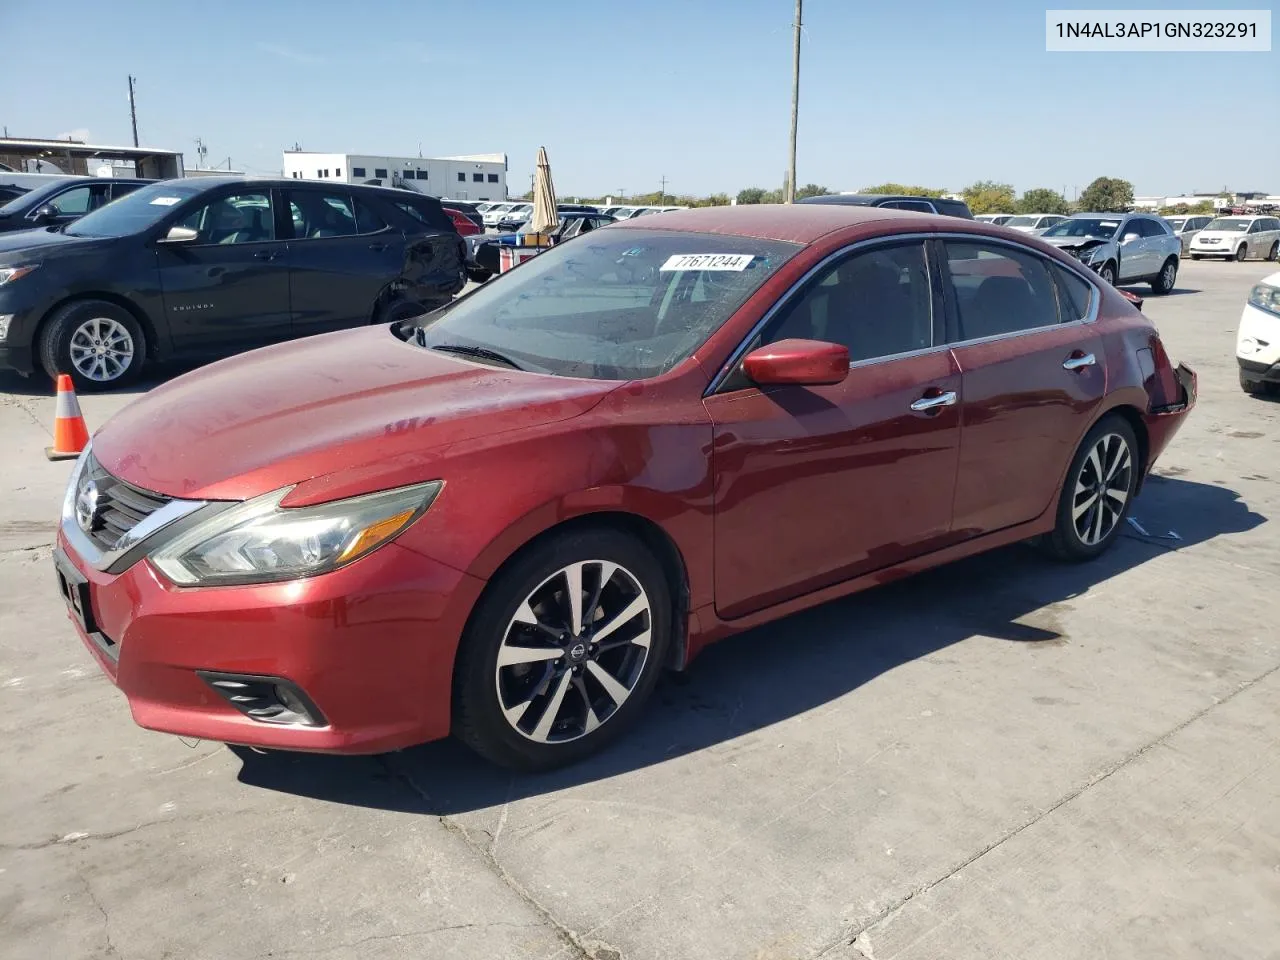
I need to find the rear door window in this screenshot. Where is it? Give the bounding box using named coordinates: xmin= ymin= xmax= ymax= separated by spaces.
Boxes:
xmin=289 ymin=190 xmax=358 ymax=239
xmin=1049 ymin=263 xmax=1094 ymax=322
xmin=354 ymin=197 xmax=387 ymax=234
xmin=944 ymin=240 xmax=1060 ymax=339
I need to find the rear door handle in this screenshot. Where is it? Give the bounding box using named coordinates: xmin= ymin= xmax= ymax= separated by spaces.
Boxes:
xmin=1063 ymin=352 xmax=1096 ymax=371
xmin=910 ymin=390 xmax=957 ymax=412
xmin=368 ymin=242 xmax=387 ymax=252
xmin=253 ymin=250 xmax=279 ymax=261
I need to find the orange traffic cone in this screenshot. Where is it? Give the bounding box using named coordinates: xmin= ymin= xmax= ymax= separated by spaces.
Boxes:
xmin=46 ymin=375 xmax=91 ymax=461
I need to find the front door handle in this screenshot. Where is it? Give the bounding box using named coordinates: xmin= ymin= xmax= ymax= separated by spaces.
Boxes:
xmin=368 ymin=242 xmax=387 ymax=252
xmin=910 ymin=390 xmax=957 ymax=412
xmin=1063 ymin=352 xmax=1096 ymax=371
xmin=253 ymin=250 xmax=279 ymax=261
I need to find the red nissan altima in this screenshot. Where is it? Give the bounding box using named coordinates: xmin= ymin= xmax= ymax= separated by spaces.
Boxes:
xmin=55 ymin=205 xmax=1196 ymax=770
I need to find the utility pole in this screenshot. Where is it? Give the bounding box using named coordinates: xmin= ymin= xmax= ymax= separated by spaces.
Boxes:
xmin=785 ymin=0 xmax=802 ymax=203
xmin=127 ymin=75 xmax=139 ymax=147
xmin=659 ymin=175 xmax=667 ymax=206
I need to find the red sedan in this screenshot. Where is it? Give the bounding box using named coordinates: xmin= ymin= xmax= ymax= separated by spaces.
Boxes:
xmin=55 ymin=205 xmax=1196 ymax=770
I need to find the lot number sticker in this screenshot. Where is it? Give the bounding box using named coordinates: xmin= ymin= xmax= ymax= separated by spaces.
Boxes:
xmin=660 ymin=253 xmax=754 ymax=272
xmin=149 ymin=196 xmax=182 ymax=206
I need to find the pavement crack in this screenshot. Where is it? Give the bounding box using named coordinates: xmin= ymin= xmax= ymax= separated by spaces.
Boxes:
xmin=379 ymin=754 xmax=619 ymax=960
xmin=813 ymin=659 xmax=1280 ymax=958
xmin=77 ymin=869 xmax=120 ymax=959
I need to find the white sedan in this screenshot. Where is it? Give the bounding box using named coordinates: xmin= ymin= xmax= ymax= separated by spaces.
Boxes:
xmin=1189 ymin=215 xmax=1280 ymax=262
xmin=1237 ymin=270 xmax=1280 ymax=395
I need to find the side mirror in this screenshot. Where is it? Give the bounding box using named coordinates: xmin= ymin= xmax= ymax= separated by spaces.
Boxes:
xmin=1122 ymin=232 xmax=1140 ymax=243
xmin=34 ymin=204 xmax=59 ymax=223
xmin=742 ymin=338 xmax=849 ymax=387
xmin=158 ymin=225 xmax=199 ymax=244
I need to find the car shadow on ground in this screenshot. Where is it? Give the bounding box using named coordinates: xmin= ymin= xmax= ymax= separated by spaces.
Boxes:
xmin=1117 ymin=285 xmax=1202 ymax=298
xmin=0 ymin=363 xmax=204 ymax=399
xmin=231 ymin=474 xmax=1265 ymax=814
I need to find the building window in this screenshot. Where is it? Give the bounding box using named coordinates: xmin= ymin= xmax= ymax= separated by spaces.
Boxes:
xmin=472 ymin=173 xmax=483 ymax=182
xmin=352 ymin=167 xmax=366 ymax=178
xmin=416 ymin=170 xmax=428 ymax=180
xmin=335 ymin=168 xmax=341 ymax=178
xmin=316 ymin=170 xmax=323 ymax=178
xmin=374 ymin=168 xmax=388 ymax=178
xmin=457 ymin=172 xmax=465 ymax=182
xmin=487 ymin=174 xmax=499 ymax=183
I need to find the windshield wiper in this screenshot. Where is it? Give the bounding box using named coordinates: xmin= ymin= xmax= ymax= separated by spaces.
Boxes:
xmin=430 ymin=342 xmax=525 ymax=371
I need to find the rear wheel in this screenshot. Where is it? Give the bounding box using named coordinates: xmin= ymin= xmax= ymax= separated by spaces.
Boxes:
xmin=453 ymin=528 xmax=672 ymax=770
xmin=1149 ymin=257 xmax=1177 ymax=295
xmin=374 ymin=298 xmax=428 ymax=325
xmin=1268 ymin=241 xmax=1278 ymax=262
xmin=1190 ymin=254 xmax=1202 ymax=261
xmin=1098 ymin=261 xmax=1117 ymax=286
xmin=38 ymin=300 xmax=146 ymax=392
xmin=1043 ymin=415 xmax=1138 ymax=561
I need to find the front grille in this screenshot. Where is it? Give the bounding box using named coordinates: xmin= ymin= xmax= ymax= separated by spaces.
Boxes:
xmin=78 ymin=454 xmax=174 ymax=551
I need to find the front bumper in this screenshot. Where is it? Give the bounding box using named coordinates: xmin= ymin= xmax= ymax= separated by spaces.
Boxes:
xmin=56 ymin=531 xmax=486 ymax=754
xmin=1189 ymin=244 xmax=1231 ymax=256
xmin=0 ymin=295 xmax=45 ymax=375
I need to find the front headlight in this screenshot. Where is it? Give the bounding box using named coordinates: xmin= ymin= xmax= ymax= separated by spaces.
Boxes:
xmin=149 ymin=481 xmax=442 ymax=586
xmin=0 ymin=264 xmax=38 ymax=286
xmin=1249 ymin=283 xmax=1280 ymax=317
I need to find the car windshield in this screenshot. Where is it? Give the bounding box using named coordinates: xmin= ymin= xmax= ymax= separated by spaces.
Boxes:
xmin=401 ymin=229 xmax=799 ymax=380
xmin=1042 ymin=218 xmax=1122 ymax=239
xmin=64 ymin=181 xmax=204 ymax=237
xmin=1003 ymin=216 xmax=1037 ymax=227
xmin=1205 ymin=218 xmax=1251 ymax=232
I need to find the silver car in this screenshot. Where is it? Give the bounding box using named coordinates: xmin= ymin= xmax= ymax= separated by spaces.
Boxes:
xmin=1164 ymin=215 xmax=1214 ymax=257
xmin=1002 ymin=213 xmax=1068 ymax=234
xmin=1039 ymin=212 xmax=1183 ymax=294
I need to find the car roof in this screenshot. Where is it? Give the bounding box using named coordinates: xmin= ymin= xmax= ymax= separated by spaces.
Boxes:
xmin=608 ymin=203 xmax=928 ymax=243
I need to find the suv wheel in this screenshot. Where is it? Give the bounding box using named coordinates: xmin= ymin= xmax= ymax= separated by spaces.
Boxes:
xmin=1149 ymin=258 xmax=1177 ymax=295
xmin=1234 ymin=244 xmax=1248 ymax=262
xmin=38 ymin=300 xmax=146 ymax=392
xmin=1268 ymin=241 xmax=1278 ymax=262
xmin=1098 ymin=262 xmax=1117 ymax=285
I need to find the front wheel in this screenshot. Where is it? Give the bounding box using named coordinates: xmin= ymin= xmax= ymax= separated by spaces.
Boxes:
xmin=1149 ymin=257 xmax=1177 ymax=295
xmin=38 ymin=300 xmax=146 ymax=392
xmin=1233 ymin=244 xmax=1248 ymax=262
xmin=1042 ymin=415 xmax=1139 ymax=561
xmin=453 ymin=528 xmax=672 ymax=770
xmin=1190 ymin=254 xmax=1203 ymax=261
xmin=1098 ymin=261 xmax=1117 ymax=285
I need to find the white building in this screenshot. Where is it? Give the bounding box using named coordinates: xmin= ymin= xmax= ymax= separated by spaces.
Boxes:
xmin=281 ymin=150 xmax=508 ymax=201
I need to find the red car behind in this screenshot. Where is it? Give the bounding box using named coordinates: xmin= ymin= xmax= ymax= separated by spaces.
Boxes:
xmin=55 ymin=205 xmax=1195 ymax=770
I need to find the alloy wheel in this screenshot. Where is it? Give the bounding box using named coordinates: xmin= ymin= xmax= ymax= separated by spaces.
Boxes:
xmin=69 ymin=317 xmax=135 ymax=383
xmin=1160 ymin=261 xmax=1176 ymax=290
xmin=1269 ymin=242 xmax=1278 ymax=262
xmin=495 ymin=560 xmax=652 ymax=744
xmin=1071 ymin=432 xmax=1132 ymax=546
xmin=1100 ymin=263 xmax=1116 ymax=285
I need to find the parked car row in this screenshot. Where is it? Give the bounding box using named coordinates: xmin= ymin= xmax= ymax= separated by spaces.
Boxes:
xmin=1187 ymin=215 xmax=1280 ymax=262
xmin=0 ymin=178 xmax=465 ymax=390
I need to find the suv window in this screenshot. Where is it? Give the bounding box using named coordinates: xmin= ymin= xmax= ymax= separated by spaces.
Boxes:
xmin=885 ymin=199 xmax=935 ymax=213
xmin=1248 ymin=220 xmax=1262 ymax=233
xmin=1264 ymin=218 xmax=1280 ymax=232
xmin=393 ymin=198 xmax=451 ymax=232
xmin=1133 ymin=218 xmax=1164 ymax=237
xmin=762 ymin=241 xmax=933 ymax=363
xmin=354 ymin=197 xmax=387 ymax=234
xmin=178 ymin=192 xmax=275 ymax=244
xmin=289 ymin=190 xmax=358 ymax=239
xmin=944 ymin=240 xmax=1059 ymax=339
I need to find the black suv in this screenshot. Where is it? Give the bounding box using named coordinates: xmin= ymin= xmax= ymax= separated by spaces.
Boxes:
xmin=0 ymin=177 xmax=153 ymax=234
xmin=0 ymin=177 xmax=464 ymax=390
xmin=798 ymin=193 xmax=974 ymax=218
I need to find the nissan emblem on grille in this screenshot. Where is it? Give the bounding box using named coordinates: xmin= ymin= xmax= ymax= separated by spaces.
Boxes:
xmin=75 ymin=479 xmax=100 ymax=534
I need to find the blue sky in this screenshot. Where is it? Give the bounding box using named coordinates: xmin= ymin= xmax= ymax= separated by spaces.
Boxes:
xmin=2 ymin=0 xmax=1275 ymax=199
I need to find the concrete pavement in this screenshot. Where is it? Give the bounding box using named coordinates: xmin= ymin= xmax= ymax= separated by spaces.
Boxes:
xmin=1 ymin=258 xmax=1277 ymax=959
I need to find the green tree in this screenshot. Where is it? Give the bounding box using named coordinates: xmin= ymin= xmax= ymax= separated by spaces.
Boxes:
xmin=961 ymin=180 xmax=1016 ymax=215
xmin=1077 ymin=176 xmax=1135 ymax=212
xmin=795 ymin=183 xmax=830 ymax=199
xmin=859 ymin=182 xmax=946 ymax=197
xmin=736 ymin=187 xmax=769 ymax=205
xmin=1016 ymin=187 xmax=1070 ymax=215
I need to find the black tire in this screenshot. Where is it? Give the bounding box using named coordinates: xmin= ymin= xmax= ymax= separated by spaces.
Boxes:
xmin=374 ymin=298 xmax=428 ymax=325
xmin=1268 ymin=241 xmax=1278 ymax=262
xmin=1149 ymin=257 xmax=1177 ymax=295
xmin=1233 ymin=244 xmax=1248 ymax=262
xmin=1042 ymin=415 xmax=1139 ymax=561
xmin=1190 ymin=254 xmax=1202 ymax=261
xmin=1098 ymin=261 xmax=1117 ymax=286
xmin=38 ymin=299 xmax=146 ymax=392
xmin=466 ymin=267 xmax=493 ymax=283
xmin=1240 ymin=370 xmax=1264 ymax=395
xmin=453 ymin=527 xmax=673 ymax=771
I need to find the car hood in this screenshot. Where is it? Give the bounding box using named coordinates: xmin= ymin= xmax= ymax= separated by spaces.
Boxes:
xmin=0 ymin=226 xmax=109 ymax=263
xmin=1041 ymin=234 xmax=1115 ymax=249
xmin=92 ymin=326 xmax=621 ymax=503
xmin=1192 ymin=229 xmax=1246 ymax=241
